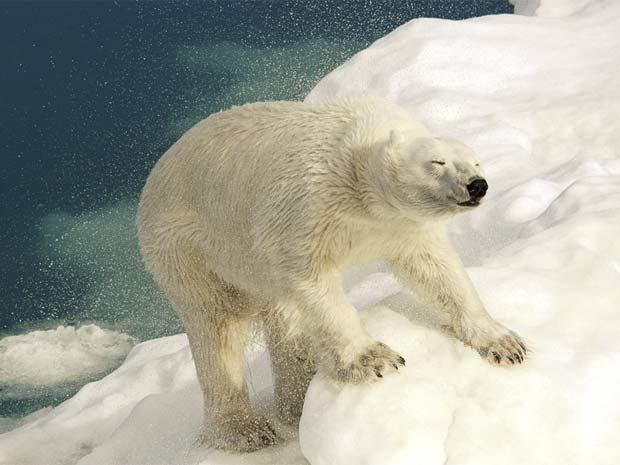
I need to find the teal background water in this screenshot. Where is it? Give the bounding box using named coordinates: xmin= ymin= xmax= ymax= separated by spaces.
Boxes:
xmin=0 ymin=0 xmax=512 ymax=418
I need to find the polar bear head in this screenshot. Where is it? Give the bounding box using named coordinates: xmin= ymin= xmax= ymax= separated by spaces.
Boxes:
xmin=367 ymin=131 xmax=487 ymax=219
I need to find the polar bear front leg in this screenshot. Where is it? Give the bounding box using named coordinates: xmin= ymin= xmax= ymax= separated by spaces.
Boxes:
xmin=389 ymin=234 xmax=527 ymax=366
xmin=294 ymin=278 xmax=406 ymax=382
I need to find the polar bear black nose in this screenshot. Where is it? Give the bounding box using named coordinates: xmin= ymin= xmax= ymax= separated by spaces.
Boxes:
xmin=467 ymin=178 xmax=488 ymax=200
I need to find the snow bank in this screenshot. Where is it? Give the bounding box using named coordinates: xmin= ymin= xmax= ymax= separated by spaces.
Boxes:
xmin=512 ymin=0 xmax=606 ymax=18
xmin=0 ymin=334 xmax=305 ymax=465
xmin=300 ymin=0 xmax=620 ymax=463
xmin=2 ymin=0 xmax=620 ymax=464
xmin=302 ymin=267 xmax=620 ymax=464
xmin=0 ymin=325 xmax=134 ymax=393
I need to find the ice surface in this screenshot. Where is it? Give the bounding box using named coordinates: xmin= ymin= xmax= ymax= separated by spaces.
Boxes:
xmin=0 ymin=325 xmax=135 ymax=434
xmin=0 ymin=325 xmax=134 ymax=390
xmin=2 ymin=0 xmax=620 ymax=463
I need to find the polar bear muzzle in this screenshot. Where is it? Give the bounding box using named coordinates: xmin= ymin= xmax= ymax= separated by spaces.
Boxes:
xmin=458 ymin=177 xmax=488 ymax=206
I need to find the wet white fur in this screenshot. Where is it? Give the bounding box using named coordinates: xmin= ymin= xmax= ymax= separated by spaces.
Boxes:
xmin=137 ymin=96 xmax=526 ymax=451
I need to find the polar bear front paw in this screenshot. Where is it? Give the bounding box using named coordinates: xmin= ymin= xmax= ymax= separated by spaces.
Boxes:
xmin=335 ymin=341 xmax=406 ymax=383
xmin=465 ymin=324 xmax=527 ymax=366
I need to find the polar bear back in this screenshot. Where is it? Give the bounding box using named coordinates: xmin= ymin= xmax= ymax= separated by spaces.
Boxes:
xmin=138 ymin=97 xmax=424 ymax=295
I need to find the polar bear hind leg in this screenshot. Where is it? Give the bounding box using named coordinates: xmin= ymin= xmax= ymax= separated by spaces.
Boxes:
xmin=264 ymin=305 xmax=317 ymax=425
xmin=140 ymin=213 xmax=278 ymax=452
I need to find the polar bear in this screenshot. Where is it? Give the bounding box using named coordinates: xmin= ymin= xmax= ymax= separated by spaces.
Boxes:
xmin=137 ymin=97 xmax=527 ymax=452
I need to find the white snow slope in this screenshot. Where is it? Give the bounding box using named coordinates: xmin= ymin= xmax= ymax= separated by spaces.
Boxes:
xmin=2 ymin=1 xmax=619 ymax=464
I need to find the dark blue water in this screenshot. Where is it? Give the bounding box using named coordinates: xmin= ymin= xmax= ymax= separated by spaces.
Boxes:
xmin=0 ymin=0 xmax=512 ymax=419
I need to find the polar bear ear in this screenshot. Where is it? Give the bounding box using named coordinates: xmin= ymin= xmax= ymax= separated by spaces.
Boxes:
xmin=388 ymin=129 xmax=405 ymax=148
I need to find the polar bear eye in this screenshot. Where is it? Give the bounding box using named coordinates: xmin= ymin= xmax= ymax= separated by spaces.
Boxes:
xmin=431 ymin=160 xmax=446 ymax=166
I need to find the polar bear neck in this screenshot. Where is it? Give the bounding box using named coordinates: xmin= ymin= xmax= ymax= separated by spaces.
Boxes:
xmin=344 ymin=108 xmax=430 ymax=223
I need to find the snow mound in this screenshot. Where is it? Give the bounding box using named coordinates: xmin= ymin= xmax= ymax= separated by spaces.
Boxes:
xmin=0 ymin=325 xmax=135 ymax=391
xmin=512 ymin=0 xmax=609 ymax=18
xmin=302 ymin=266 xmax=620 ymax=465
xmin=299 ymin=0 xmax=620 ymax=463
xmin=306 ymin=0 xmax=620 ymax=271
